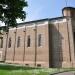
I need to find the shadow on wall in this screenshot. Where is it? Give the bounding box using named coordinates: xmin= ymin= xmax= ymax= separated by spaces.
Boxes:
xmin=49 ymin=23 xmax=64 ymax=68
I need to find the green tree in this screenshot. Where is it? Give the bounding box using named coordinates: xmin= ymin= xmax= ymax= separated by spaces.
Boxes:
xmin=0 ymin=0 xmax=27 ymax=30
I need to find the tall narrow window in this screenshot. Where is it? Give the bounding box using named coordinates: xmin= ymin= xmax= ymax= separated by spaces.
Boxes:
xmin=0 ymin=37 xmax=3 ymax=48
xmin=8 ymin=37 xmax=11 ymax=48
xmin=17 ymin=36 xmax=20 ymax=47
xmin=38 ymin=34 xmax=42 ymax=46
xmin=27 ymin=35 xmax=31 ymax=47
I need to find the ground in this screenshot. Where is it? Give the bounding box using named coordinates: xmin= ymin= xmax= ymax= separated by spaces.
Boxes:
xmin=0 ymin=63 xmax=75 ymax=75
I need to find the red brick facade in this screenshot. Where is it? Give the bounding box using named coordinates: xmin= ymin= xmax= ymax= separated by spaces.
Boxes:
xmin=0 ymin=7 xmax=75 ymax=68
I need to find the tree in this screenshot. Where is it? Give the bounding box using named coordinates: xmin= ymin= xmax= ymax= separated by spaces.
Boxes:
xmin=0 ymin=0 xmax=27 ymax=61
xmin=0 ymin=0 xmax=27 ymax=31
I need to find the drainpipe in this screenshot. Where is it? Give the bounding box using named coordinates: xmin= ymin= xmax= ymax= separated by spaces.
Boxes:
xmin=4 ymin=26 xmax=9 ymax=61
xmin=33 ymin=24 xmax=37 ymax=67
xmin=23 ymin=26 xmax=26 ymax=62
xmin=13 ymin=27 xmax=17 ymax=61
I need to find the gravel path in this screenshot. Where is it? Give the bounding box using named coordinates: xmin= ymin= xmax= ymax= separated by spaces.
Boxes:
xmin=53 ymin=71 xmax=75 ymax=75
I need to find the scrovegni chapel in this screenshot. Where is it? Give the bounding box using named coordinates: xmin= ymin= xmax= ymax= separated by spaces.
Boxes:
xmin=0 ymin=7 xmax=75 ymax=68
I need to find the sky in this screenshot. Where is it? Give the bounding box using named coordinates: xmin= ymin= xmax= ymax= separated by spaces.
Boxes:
xmin=23 ymin=0 xmax=75 ymax=22
xmin=0 ymin=0 xmax=75 ymax=26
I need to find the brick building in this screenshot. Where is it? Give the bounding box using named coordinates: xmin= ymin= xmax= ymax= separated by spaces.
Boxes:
xmin=0 ymin=7 xmax=75 ymax=68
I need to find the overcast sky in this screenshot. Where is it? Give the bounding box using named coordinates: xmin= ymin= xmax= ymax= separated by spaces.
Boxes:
xmin=24 ymin=0 xmax=75 ymax=22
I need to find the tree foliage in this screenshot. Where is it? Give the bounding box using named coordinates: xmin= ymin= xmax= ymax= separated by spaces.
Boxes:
xmin=0 ymin=0 xmax=27 ymax=28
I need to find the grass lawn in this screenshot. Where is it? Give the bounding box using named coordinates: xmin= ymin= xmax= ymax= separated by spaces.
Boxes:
xmin=0 ymin=63 xmax=75 ymax=75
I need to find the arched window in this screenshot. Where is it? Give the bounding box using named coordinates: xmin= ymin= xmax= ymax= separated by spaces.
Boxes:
xmin=0 ymin=37 xmax=3 ymax=48
xmin=38 ymin=34 xmax=42 ymax=47
xmin=8 ymin=37 xmax=11 ymax=48
xmin=27 ymin=35 xmax=31 ymax=47
xmin=17 ymin=36 xmax=20 ymax=47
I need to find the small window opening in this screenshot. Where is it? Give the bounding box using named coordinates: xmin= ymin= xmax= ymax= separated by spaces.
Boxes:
xmin=37 ymin=64 xmax=41 ymax=67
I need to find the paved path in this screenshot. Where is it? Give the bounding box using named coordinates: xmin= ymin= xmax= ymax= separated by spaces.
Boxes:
xmin=53 ymin=71 xmax=75 ymax=75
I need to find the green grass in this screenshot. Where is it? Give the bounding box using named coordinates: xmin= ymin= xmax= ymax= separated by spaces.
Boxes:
xmin=0 ymin=63 xmax=75 ymax=75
